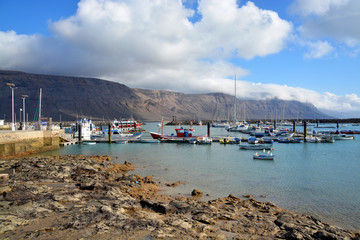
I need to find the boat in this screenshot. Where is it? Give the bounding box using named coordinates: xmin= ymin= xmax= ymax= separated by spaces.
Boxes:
xmin=259 ymin=137 xmax=274 ymax=144
xmin=71 ymin=118 xmax=97 ymax=141
xmin=150 ymin=126 xmax=205 ymax=141
xmin=82 ymin=141 xmax=96 ymax=145
xmin=226 ymin=123 xmax=249 ymax=132
xmin=318 ymin=135 xmax=335 ymax=143
xmin=115 ymin=140 xmax=128 ymax=144
xmin=219 ymin=138 xmax=231 ymax=144
xmin=196 ymin=136 xmax=212 ymax=144
xmin=247 ymin=137 xmax=259 ymax=144
xmin=253 ymin=151 xmax=274 ymax=160
xmin=332 ymin=134 xmax=354 ymax=140
xmin=239 ymin=143 xmax=273 ymax=150
xmin=277 ymin=137 xmax=291 ymax=143
xmin=110 ymin=118 xmax=143 ymax=132
xmin=212 ymin=122 xmax=230 ymax=128
xmin=290 ymin=138 xmax=304 ymax=143
xmin=97 ymin=130 xmax=143 ymax=141
xmin=305 ymin=136 xmax=321 ymax=143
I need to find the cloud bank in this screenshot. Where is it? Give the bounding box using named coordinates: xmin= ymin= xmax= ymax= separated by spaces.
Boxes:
xmin=0 ymin=0 xmax=360 ymax=116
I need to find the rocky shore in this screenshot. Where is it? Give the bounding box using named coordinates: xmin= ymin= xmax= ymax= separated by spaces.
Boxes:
xmin=0 ymin=155 xmax=359 ymax=239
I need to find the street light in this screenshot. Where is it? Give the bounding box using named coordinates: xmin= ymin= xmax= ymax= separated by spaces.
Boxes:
xmin=22 ymin=95 xmax=28 ymax=130
xmin=6 ymin=83 xmax=16 ymax=131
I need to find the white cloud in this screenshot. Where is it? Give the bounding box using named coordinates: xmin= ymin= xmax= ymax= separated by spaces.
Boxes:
xmin=289 ymin=0 xmax=349 ymax=17
xmin=290 ymin=0 xmax=360 ymax=48
xmin=0 ymin=0 xmax=359 ymax=115
xmin=302 ymin=40 xmax=334 ymax=58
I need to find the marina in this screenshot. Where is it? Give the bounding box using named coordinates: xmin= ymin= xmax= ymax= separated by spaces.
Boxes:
xmin=28 ymin=121 xmax=360 ymax=231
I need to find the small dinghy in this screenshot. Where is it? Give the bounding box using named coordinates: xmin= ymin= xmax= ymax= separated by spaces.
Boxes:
xmin=253 ymin=150 xmax=274 ymax=160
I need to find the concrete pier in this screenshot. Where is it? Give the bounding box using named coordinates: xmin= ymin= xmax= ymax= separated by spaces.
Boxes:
xmin=0 ymin=130 xmax=62 ymax=157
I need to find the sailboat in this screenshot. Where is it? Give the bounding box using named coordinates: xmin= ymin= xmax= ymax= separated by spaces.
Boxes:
xmin=226 ymin=75 xmax=249 ymax=132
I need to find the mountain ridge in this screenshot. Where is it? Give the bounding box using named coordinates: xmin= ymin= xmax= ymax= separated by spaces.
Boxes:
xmin=0 ymin=70 xmax=332 ymax=121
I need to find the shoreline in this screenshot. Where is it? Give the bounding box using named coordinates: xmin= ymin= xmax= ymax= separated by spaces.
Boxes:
xmin=1 ymin=155 xmax=359 ymax=239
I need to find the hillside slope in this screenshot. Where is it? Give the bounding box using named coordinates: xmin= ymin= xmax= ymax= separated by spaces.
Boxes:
xmin=0 ymin=70 xmax=331 ymax=121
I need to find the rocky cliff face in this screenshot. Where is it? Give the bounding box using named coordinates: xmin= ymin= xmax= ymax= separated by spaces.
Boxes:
xmin=0 ymin=70 xmax=331 ymax=121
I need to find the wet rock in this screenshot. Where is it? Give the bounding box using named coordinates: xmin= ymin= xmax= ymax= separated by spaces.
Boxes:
xmin=191 ymin=189 xmax=203 ymax=197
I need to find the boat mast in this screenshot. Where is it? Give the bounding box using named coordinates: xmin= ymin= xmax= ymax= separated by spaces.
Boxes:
xmin=234 ymin=74 xmax=237 ymax=123
xmin=38 ymin=88 xmax=42 ymax=129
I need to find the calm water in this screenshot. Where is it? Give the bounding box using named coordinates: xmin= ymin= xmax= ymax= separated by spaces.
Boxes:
xmin=40 ymin=122 xmax=360 ymax=230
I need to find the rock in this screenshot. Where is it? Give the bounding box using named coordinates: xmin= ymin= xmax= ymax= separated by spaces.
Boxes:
xmin=140 ymin=200 xmax=177 ymax=215
xmin=192 ymin=212 xmax=216 ymax=225
xmin=191 ymin=189 xmax=203 ymax=197
xmin=242 ymin=194 xmax=255 ymax=198
xmin=100 ymin=205 xmax=113 ymax=215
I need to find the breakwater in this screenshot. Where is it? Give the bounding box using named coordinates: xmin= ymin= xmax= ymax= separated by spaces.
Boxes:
xmin=0 ymin=130 xmax=61 ymax=157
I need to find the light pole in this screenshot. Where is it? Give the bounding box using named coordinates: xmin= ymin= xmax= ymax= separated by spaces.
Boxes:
xmin=6 ymin=83 xmax=16 ymax=131
xmin=22 ymin=95 xmax=28 ymax=130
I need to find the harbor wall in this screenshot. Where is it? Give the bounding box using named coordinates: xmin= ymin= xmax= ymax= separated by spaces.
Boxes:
xmin=0 ymin=130 xmax=62 ymax=157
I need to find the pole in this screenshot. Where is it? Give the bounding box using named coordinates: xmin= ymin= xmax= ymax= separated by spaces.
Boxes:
xmin=303 ymin=121 xmax=307 ymax=140
xmin=39 ymin=88 xmax=42 ymax=130
xmin=108 ymin=123 xmax=112 ymax=143
xmin=207 ymin=122 xmax=210 ymax=137
xmin=78 ymin=124 xmax=82 ymax=143
xmin=22 ymin=95 xmax=28 ymax=130
xmin=293 ymin=120 xmax=296 ymax=133
xmin=234 ymin=74 xmax=237 ymax=122
xmin=6 ymin=83 xmax=16 ymax=131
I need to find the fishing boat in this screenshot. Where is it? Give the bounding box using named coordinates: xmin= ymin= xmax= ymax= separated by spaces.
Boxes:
xmin=110 ymin=118 xmax=143 ymax=132
xmin=253 ymin=151 xmax=274 ymax=160
xmin=239 ymin=143 xmax=273 ymax=150
xmin=150 ymin=126 xmax=205 ymax=141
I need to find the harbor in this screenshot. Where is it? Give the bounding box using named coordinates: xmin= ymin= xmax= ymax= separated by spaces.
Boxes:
xmin=12 ymin=121 xmax=357 ymax=231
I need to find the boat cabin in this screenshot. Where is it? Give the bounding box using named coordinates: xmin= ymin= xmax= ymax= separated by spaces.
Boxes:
xmin=175 ymin=127 xmax=194 ymax=137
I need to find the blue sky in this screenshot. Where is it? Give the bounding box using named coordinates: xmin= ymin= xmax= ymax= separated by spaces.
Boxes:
xmin=0 ymin=0 xmax=359 ymax=117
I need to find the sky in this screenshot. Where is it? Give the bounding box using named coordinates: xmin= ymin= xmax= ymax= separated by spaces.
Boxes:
xmin=0 ymin=0 xmax=359 ymax=117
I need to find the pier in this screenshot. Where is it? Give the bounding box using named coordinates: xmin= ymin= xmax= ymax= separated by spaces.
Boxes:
xmin=0 ymin=130 xmax=61 ymax=157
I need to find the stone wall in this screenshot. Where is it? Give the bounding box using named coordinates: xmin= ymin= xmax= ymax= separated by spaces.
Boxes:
xmin=0 ymin=130 xmax=62 ymax=157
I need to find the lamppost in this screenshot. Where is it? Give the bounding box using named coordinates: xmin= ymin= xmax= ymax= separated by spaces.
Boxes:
xmin=22 ymin=95 xmax=28 ymax=130
xmin=6 ymin=83 xmax=16 ymax=131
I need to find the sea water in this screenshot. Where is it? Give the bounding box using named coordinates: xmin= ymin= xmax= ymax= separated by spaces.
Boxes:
xmin=40 ymin=122 xmax=360 ymax=230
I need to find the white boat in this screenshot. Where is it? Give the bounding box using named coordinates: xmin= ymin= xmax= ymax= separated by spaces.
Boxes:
xmin=227 ymin=123 xmax=249 ymax=132
xmin=305 ymin=136 xmax=321 ymax=143
xmin=72 ymin=118 xmax=97 ymax=141
xmin=82 ymin=141 xmax=96 ymax=145
xmin=253 ymin=151 xmax=274 ymax=160
xmin=212 ymin=122 xmax=230 ymax=128
xmin=332 ymin=134 xmax=354 ymax=140
xmin=239 ymin=143 xmax=273 ymax=150
xmin=196 ymin=136 xmax=212 ymax=144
